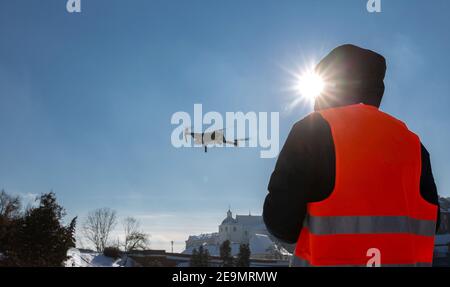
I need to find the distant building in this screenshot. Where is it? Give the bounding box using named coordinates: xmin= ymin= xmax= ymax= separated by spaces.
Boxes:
xmin=438 ymin=197 xmax=450 ymax=234
xmin=218 ymin=209 xmax=268 ymax=244
xmin=433 ymin=197 xmax=450 ymax=266
xmin=184 ymin=209 xmax=291 ymax=260
xmin=439 ymin=211 xmax=450 ymax=234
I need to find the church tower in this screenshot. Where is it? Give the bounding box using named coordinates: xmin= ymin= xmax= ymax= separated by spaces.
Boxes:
xmin=227 ymin=208 xmax=232 ymax=219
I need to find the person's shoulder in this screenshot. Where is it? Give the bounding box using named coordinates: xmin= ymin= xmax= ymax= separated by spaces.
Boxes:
xmin=421 ymin=143 xmax=430 ymax=157
xmin=292 ymin=112 xmax=330 ymax=135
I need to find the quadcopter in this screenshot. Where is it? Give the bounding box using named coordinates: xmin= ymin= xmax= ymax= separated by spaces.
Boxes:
xmin=184 ymin=128 xmax=249 ymax=153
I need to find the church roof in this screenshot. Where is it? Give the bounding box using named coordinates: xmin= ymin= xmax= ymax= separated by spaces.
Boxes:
xmin=220 ymin=209 xmax=263 ymax=225
xmin=235 ymin=215 xmax=263 ymax=226
xmin=221 ymin=217 xmax=237 ymax=225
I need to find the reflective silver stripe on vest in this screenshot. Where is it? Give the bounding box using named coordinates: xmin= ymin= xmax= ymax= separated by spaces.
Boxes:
xmin=304 ymin=215 xmax=436 ymax=237
xmin=291 ymin=256 xmax=432 ymax=267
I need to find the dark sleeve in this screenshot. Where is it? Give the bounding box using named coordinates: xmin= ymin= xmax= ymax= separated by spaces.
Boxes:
xmin=420 ymin=144 xmax=441 ymax=232
xmin=263 ymin=113 xmax=335 ymax=243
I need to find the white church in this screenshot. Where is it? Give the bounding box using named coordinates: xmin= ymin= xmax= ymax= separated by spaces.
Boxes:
xmin=183 ymin=209 xmax=291 ymax=260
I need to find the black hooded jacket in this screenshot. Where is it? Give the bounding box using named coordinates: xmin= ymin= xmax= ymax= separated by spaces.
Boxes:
xmin=263 ymin=45 xmax=440 ymax=244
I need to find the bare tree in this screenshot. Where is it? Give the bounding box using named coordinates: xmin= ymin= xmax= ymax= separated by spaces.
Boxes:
xmin=83 ymin=208 xmax=117 ymax=252
xmin=122 ymin=217 xmax=149 ymax=252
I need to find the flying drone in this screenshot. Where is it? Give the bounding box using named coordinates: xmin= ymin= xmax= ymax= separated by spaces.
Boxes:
xmin=184 ymin=128 xmax=249 ymax=153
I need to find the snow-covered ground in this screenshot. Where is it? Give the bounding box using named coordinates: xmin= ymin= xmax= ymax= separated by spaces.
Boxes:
xmin=249 ymin=234 xmax=291 ymax=257
xmin=65 ymin=248 xmax=135 ymax=267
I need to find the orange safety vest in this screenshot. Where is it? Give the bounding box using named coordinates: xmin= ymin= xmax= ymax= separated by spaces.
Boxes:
xmin=293 ymin=104 xmax=437 ymax=267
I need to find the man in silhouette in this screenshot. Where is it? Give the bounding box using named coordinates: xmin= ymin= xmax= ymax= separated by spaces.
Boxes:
xmin=263 ymin=44 xmax=440 ymax=267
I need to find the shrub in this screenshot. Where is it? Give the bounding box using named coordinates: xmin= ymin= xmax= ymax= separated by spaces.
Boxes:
xmin=103 ymin=247 xmax=121 ymax=259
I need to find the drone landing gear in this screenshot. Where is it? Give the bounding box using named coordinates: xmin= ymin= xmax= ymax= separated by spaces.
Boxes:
xmin=204 ymin=146 xmax=207 ymax=153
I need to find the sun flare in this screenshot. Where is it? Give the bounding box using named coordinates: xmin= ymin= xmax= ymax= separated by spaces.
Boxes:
xmin=295 ymin=70 xmax=325 ymax=101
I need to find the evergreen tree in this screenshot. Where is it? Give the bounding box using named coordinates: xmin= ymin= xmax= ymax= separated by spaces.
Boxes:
xmin=190 ymin=248 xmax=200 ymax=267
xmin=235 ymin=244 xmax=251 ymax=267
xmin=10 ymin=192 xmax=76 ymax=266
xmin=201 ymin=246 xmax=210 ymax=267
xmin=190 ymin=245 xmax=210 ymax=267
xmin=220 ymin=240 xmax=234 ymax=267
xmin=0 ymin=190 xmax=22 ymax=262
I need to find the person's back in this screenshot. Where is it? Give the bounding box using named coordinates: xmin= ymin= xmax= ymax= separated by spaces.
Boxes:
xmin=296 ymin=104 xmax=437 ymax=266
xmin=263 ymin=44 xmax=440 ymax=267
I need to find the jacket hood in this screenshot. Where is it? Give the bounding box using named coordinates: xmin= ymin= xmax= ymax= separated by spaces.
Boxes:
xmin=314 ymin=44 xmax=387 ymax=111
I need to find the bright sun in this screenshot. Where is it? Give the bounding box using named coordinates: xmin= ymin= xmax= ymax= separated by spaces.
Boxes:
xmin=295 ymin=71 xmax=325 ymax=101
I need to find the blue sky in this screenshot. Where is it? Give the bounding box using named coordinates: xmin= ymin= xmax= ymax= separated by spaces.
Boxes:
xmin=0 ymin=0 xmax=449 ymax=251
